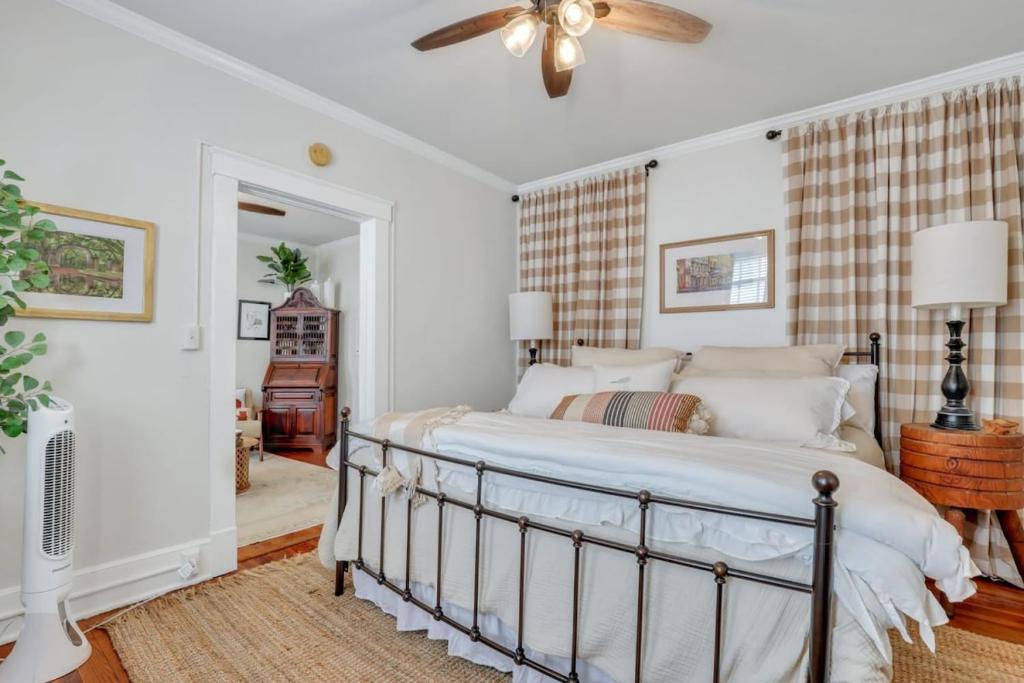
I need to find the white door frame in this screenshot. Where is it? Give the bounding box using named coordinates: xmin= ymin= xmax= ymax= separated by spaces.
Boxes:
xmin=202 ymin=145 xmax=394 ymax=577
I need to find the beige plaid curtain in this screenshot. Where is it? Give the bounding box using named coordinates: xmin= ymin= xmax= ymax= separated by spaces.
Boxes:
xmin=784 ymin=78 xmax=1024 ymax=586
xmin=517 ymin=167 xmax=647 ymax=369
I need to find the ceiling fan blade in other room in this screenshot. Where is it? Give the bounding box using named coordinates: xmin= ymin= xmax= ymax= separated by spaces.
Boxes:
xmin=238 ymin=201 xmax=286 ymax=217
xmin=541 ymin=24 xmax=573 ymax=98
xmin=598 ymin=0 xmax=711 ymax=43
xmin=411 ymin=7 xmax=530 ymax=51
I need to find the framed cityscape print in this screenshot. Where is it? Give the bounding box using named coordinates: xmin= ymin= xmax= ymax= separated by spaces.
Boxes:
xmin=17 ymin=202 xmax=155 ymax=321
xmin=659 ymin=229 xmax=774 ymax=314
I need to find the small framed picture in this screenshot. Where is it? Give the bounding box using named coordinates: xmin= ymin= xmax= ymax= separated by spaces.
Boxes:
xmin=237 ymin=300 xmax=271 ymax=340
xmin=660 ymin=229 xmax=774 ymax=314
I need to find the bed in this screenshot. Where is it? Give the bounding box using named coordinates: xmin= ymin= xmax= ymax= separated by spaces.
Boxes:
xmin=318 ymin=335 xmax=976 ymax=682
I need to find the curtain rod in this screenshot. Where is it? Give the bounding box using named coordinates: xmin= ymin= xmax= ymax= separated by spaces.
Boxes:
xmin=512 ymin=159 xmax=659 ymax=202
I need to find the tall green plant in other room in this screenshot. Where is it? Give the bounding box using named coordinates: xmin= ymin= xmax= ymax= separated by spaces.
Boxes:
xmin=258 ymin=242 xmax=313 ymax=292
xmin=0 ymin=160 xmax=55 ymax=447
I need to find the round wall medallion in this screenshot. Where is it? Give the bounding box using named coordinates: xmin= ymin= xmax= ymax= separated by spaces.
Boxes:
xmin=308 ymin=142 xmax=332 ymax=167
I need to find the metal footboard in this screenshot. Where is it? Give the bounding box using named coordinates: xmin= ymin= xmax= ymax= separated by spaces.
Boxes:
xmin=332 ymin=408 xmax=839 ymax=683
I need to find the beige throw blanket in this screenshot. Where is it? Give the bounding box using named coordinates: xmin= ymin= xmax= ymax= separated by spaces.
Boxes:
xmin=370 ymin=406 xmax=473 ymax=505
xmin=318 ymin=406 xmax=472 ymax=563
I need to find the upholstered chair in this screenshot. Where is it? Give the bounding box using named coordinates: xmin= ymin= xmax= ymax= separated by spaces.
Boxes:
xmin=235 ymin=388 xmax=264 ymax=461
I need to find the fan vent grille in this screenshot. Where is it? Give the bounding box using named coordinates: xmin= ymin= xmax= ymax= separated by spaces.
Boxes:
xmin=42 ymin=429 xmax=76 ymax=558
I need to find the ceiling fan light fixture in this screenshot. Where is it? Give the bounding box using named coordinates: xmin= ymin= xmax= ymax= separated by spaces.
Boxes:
xmin=553 ymin=32 xmax=585 ymax=72
xmin=500 ymin=13 xmax=540 ymax=58
xmin=557 ymin=0 xmax=596 ymax=37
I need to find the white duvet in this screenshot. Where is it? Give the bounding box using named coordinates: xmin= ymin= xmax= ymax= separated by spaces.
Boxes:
xmin=320 ymin=411 xmax=977 ymax=682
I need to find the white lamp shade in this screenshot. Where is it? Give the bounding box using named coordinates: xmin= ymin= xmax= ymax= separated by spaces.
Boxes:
xmin=911 ymin=221 xmax=1008 ymax=310
xmin=509 ymin=292 xmax=553 ymax=341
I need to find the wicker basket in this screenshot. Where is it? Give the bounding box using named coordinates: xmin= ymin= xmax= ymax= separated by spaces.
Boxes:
xmin=234 ymin=432 xmax=252 ymax=497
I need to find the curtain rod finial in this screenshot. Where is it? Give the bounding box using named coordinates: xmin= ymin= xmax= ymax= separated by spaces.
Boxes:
xmin=766 ymin=130 xmax=782 ymax=141
xmin=644 ymin=159 xmax=658 ymax=176
xmin=512 ymin=194 xmax=520 ymax=202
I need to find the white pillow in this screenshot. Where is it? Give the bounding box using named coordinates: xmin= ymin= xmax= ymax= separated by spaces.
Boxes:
xmin=594 ymin=360 xmax=677 ymax=392
xmin=836 ymin=363 xmax=878 ymax=434
xmin=572 ymin=345 xmax=684 ymax=370
xmin=690 ymin=344 xmax=846 ymax=376
xmin=508 ymin=364 xmax=595 ymax=418
xmin=675 ymin=366 xmax=858 ymax=425
xmin=669 ymin=375 xmax=854 ymax=451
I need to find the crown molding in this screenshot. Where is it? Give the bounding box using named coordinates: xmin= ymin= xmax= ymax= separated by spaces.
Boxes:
xmin=56 ymin=0 xmax=517 ymax=194
xmin=518 ymin=50 xmax=1024 ymax=194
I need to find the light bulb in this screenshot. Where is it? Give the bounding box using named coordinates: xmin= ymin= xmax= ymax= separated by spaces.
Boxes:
xmin=500 ymin=14 xmax=540 ymax=58
xmin=557 ymin=0 xmax=595 ymax=37
xmin=554 ymin=32 xmax=585 ymax=72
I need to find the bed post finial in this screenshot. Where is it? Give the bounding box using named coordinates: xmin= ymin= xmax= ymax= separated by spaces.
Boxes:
xmin=809 ymin=470 xmax=839 ymax=682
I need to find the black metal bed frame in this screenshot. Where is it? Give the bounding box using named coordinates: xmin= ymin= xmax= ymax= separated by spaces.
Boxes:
xmin=332 ymin=334 xmax=883 ymax=683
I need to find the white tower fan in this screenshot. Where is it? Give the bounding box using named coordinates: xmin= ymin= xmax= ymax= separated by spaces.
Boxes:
xmin=0 ymin=398 xmax=91 ymax=682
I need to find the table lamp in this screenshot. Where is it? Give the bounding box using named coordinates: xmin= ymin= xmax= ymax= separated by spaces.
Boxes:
xmin=509 ymin=292 xmax=553 ymax=365
xmin=911 ymin=220 xmax=1008 ymax=430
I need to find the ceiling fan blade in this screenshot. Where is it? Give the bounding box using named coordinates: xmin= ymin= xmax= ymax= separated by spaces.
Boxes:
xmin=598 ymin=0 xmax=711 ymax=43
xmin=541 ymin=25 xmax=572 ymax=99
xmin=411 ymin=6 xmax=529 ymax=51
xmin=238 ymin=201 xmax=286 ymax=217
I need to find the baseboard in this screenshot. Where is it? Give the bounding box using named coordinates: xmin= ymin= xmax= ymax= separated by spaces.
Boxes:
xmin=0 ymin=532 xmax=230 ymax=646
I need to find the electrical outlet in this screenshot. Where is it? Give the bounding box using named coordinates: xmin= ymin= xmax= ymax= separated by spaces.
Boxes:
xmin=183 ymin=324 xmax=201 ymax=351
xmin=178 ymin=548 xmax=200 ymax=580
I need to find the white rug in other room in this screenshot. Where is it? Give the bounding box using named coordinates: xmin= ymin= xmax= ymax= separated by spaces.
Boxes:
xmin=236 ymin=452 xmax=337 ymax=546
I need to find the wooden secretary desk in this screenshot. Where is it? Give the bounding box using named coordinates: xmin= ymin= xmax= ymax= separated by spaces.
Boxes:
xmin=261 ymin=288 xmax=339 ymax=453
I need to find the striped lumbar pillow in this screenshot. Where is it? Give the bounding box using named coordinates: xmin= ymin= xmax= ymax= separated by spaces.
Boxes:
xmin=549 ymin=391 xmax=707 ymax=434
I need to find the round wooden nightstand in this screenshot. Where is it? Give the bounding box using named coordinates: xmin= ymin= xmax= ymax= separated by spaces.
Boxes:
xmin=899 ymin=423 xmax=1024 ymax=578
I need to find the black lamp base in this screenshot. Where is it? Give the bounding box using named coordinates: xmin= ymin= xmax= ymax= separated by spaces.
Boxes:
xmin=932 ymin=320 xmax=980 ymax=431
xmin=931 ymin=407 xmax=979 ymax=431
xmin=528 ymin=347 xmax=539 ymax=365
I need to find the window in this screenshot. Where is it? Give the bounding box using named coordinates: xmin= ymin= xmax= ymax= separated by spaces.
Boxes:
xmin=729 ymin=253 xmax=768 ymax=305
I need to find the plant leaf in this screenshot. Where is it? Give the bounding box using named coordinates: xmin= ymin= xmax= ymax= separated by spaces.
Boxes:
xmin=4 ymin=330 xmax=24 ymax=347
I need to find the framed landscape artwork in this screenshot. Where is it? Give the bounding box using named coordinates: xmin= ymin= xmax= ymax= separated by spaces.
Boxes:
xmin=659 ymin=229 xmax=774 ymax=314
xmin=237 ymin=300 xmax=271 ymax=340
xmin=18 ymin=203 xmax=155 ymax=321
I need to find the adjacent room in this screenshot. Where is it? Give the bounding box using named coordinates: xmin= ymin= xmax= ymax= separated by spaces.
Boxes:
xmin=233 ymin=193 xmax=359 ymax=547
xmin=1 ymin=0 xmax=1023 ymax=681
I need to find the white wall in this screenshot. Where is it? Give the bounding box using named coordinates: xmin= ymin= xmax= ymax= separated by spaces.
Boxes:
xmin=316 ymin=236 xmax=360 ymax=412
xmin=0 ymin=0 xmax=515 ymax=629
xmin=235 ymin=236 xmax=316 ymax=408
xmin=641 ymin=137 xmax=788 ymax=352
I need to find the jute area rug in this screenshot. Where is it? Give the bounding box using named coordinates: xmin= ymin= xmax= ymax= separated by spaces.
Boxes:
xmin=105 ymin=553 xmax=1024 ymax=682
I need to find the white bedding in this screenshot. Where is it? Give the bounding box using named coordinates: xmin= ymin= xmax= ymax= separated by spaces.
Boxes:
xmin=319 ymin=411 xmax=976 ymax=682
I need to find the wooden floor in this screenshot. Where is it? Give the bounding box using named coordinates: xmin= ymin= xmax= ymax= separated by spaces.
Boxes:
xmin=2 ymin=527 xmax=1021 ymax=681
xmin=272 ymin=447 xmax=330 ymax=468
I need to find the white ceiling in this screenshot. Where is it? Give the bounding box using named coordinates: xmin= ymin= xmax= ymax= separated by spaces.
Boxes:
xmin=237 ymin=192 xmax=360 ymax=246
xmin=114 ymin=0 xmax=1024 ymax=184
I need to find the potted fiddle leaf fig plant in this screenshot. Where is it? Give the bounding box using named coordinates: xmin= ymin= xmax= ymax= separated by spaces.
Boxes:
xmin=257 ymin=243 xmax=312 ymax=292
xmin=0 ymin=159 xmax=56 ymax=447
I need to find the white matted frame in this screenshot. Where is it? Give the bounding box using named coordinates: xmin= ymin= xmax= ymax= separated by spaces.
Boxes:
xmin=202 ymin=145 xmax=394 ymax=577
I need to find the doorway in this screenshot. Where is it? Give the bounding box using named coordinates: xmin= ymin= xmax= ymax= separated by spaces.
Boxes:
xmin=202 ymin=145 xmax=393 ymax=578
xmin=233 ymin=192 xmax=359 ymax=546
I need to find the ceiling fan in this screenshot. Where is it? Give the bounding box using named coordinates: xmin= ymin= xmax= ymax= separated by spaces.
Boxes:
xmin=411 ymin=0 xmax=711 ymax=98
xmin=238 ymin=201 xmax=286 ymax=217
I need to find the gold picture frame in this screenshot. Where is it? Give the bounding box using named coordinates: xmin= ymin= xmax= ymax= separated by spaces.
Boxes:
xmin=17 ymin=202 xmax=155 ymax=322
xmin=659 ymin=229 xmax=774 ymax=314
